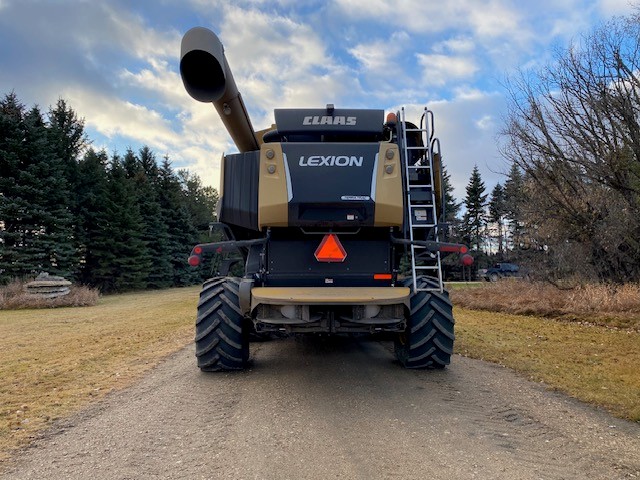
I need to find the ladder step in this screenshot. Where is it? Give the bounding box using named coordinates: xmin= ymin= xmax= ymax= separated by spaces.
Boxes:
xmin=405 ymin=146 xmax=428 ymax=150
xmin=408 ymin=184 xmax=433 ymax=188
xmin=407 ymin=165 xmax=431 ymax=169
xmin=414 ymin=265 xmax=439 ymax=270
xmin=405 ymin=128 xmax=428 ymax=133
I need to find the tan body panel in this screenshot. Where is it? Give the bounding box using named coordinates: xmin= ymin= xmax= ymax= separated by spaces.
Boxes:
xmin=258 ymin=143 xmax=289 ymax=228
xmin=373 ymin=143 xmax=403 ymax=226
xmin=256 ymin=142 xmax=403 ymax=229
xmin=251 ymin=286 xmax=410 ymax=311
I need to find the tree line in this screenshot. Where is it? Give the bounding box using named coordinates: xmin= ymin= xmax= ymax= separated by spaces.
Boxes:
xmin=4 ymin=9 xmax=640 ymax=289
xmin=0 ymin=92 xmax=218 ymax=292
xmin=442 ymin=12 xmax=640 ymax=284
xmin=440 ymin=162 xmax=526 ymax=275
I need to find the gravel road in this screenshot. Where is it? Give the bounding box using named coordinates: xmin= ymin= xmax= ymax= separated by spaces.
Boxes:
xmin=2 ymin=336 xmax=639 ymax=479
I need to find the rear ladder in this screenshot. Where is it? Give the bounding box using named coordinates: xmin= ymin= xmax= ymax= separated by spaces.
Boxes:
xmin=398 ymin=107 xmax=443 ymax=293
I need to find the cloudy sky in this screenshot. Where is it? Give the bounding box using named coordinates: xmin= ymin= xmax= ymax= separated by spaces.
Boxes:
xmin=0 ymin=0 xmax=635 ymax=201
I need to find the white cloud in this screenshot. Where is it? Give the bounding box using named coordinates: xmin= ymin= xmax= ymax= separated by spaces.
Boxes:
xmin=349 ymin=32 xmax=410 ymax=74
xmin=417 ymin=54 xmax=479 ymax=86
xmin=118 ymin=58 xmax=188 ymax=111
xmin=1 ymin=0 xmax=626 ymax=199
xmin=62 ymin=88 xmax=179 ymax=150
xmin=211 ymin=5 xmax=359 ymax=119
xmin=332 ymin=0 xmax=531 ymax=43
xmin=475 ymin=115 xmax=495 ymax=131
xmin=390 ymin=89 xmax=507 ymax=201
xmin=597 ymin=0 xmax=637 ymax=15
xmin=433 ymin=36 xmax=477 ymax=54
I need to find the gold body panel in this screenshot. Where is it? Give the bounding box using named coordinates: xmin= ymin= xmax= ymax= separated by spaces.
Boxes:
xmin=373 ymin=143 xmax=404 ymax=226
xmin=257 ymin=143 xmax=289 ymax=228
xmin=251 ymin=287 xmax=410 ymax=311
xmin=255 ymin=141 xmax=404 ymax=229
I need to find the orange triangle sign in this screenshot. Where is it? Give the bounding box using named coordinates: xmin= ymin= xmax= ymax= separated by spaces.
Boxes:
xmin=314 ymin=234 xmax=347 ymax=262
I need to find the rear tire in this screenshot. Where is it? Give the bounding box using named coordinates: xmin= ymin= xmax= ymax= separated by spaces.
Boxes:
xmin=195 ymin=277 xmax=249 ymax=371
xmin=394 ymin=276 xmax=455 ymax=369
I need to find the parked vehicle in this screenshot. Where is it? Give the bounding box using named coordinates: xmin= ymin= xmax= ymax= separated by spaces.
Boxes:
xmin=479 ymin=263 xmax=527 ymax=282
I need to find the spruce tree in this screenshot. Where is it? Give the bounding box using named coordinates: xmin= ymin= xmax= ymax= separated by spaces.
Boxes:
xmin=90 ymin=154 xmax=151 ymax=292
xmin=0 ymin=93 xmax=27 ymax=282
xmin=441 ymin=164 xmax=461 ymax=242
xmin=461 ymin=165 xmax=487 ymax=251
xmin=157 ymin=156 xmax=199 ymax=286
xmin=135 ymin=147 xmax=172 ymax=289
xmin=504 ymin=163 xmax=526 ymax=249
xmin=177 ymin=169 xmax=218 ymax=241
xmin=488 ymin=183 xmax=507 ymax=254
xmin=177 ymin=169 xmax=219 ymax=282
xmin=0 ymin=94 xmax=83 ymax=281
xmin=75 ymin=148 xmax=110 ymax=286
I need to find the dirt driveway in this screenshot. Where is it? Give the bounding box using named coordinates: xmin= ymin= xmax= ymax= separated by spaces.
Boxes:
xmin=2 ymin=336 xmax=639 ymax=479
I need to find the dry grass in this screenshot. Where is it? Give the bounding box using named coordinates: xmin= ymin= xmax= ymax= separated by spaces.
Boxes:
xmin=454 ymin=307 xmax=640 ymax=422
xmin=450 ymin=281 xmax=640 ymax=330
xmin=0 ymin=279 xmax=99 ymax=310
xmin=0 ymin=286 xmax=200 ymax=463
xmin=1 ymin=281 xmax=638 ymax=466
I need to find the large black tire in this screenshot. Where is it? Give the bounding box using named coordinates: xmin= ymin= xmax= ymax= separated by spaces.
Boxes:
xmin=394 ymin=276 xmax=455 ymax=369
xmin=195 ymin=277 xmax=249 ymax=371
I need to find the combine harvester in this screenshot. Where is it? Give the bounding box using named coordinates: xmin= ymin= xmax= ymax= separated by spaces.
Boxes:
xmin=181 ymin=27 xmax=472 ymax=371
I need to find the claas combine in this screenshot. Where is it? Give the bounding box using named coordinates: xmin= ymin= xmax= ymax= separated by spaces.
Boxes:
xmin=181 ymin=27 xmax=472 ymax=371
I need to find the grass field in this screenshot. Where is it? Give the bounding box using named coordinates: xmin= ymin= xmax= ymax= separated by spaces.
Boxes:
xmin=454 ymin=308 xmax=640 ymax=421
xmin=0 ymin=286 xmax=200 ymax=462
xmin=1 ymin=282 xmax=638 ymax=463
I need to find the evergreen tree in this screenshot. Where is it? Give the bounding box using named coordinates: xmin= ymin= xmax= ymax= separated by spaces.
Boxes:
xmin=0 ymin=98 xmax=75 ymax=279
xmin=503 ymin=163 xmax=526 ymax=249
xmin=441 ymin=164 xmax=461 ymax=241
xmin=46 ymin=98 xmax=86 ymax=187
xmin=38 ymin=102 xmax=80 ymax=277
xmin=488 ymin=183 xmax=507 ymax=254
xmin=75 ymin=148 xmax=110 ymax=286
xmin=177 ymin=169 xmax=218 ymax=241
xmin=0 ymin=94 xmax=84 ymax=281
xmin=461 ymin=165 xmax=487 ymax=251
xmin=0 ymin=93 xmax=27 ymax=282
xmin=157 ymin=156 xmax=199 ymax=286
xmin=90 ymin=154 xmax=151 ymax=292
xmin=122 ymin=147 xmax=140 ymax=178
xmin=134 ymin=147 xmax=172 ymax=289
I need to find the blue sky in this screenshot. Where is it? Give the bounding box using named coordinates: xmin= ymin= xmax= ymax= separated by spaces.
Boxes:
xmin=0 ymin=0 xmax=635 ymax=201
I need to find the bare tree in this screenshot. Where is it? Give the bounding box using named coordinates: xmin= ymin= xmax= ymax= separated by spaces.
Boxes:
xmin=501 ymin=13 xmax=640 ymax=282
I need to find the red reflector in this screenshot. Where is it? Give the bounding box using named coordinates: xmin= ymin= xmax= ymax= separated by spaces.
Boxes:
xmin=194 ymin=246 xmax=203 ymax=254
xmin=439 ymin=245 xmax=462 ymax=253
xmin=188 ymin=255 xmax=200 ymax=267
xmin=374 ymin=274 xmax=392 ymax=280
xmin=460 ymin=254 xmax=474 ymax=266
xmin=314 ymin=234 xmax=347 ymax=263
